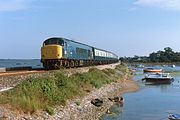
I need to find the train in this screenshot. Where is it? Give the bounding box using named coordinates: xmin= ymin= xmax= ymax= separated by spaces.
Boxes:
xmin=41 ymin=37 xmax=119 ymax=69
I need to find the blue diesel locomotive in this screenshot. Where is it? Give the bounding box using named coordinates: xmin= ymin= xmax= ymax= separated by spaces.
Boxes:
xmin=41 ymin=37 xmax=118 ymax=69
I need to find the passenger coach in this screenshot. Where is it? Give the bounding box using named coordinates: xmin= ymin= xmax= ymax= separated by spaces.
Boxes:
xmin=41 ymin=37 xmax=118 ymax=69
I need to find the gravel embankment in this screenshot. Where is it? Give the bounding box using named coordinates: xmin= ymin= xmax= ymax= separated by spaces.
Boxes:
xmin=0 ymin=73 xmax=47 ymax=91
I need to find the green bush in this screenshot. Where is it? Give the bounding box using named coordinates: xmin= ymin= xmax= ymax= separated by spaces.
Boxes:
xmin=46 ymin=106 xmax=55 ymax=115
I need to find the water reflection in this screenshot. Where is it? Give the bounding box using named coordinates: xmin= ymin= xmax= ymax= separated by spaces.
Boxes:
xmin=101 ymin=102 xmax=124 ymax=120
xmin=102 ymin=65 xmax=180 ymax=120
xmin=145 ymin=84 xmax=172 ymax=93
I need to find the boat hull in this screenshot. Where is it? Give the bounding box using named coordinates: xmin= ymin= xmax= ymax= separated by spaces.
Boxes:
xmin=144 ymin=78 xmax=174 ymax=84
xmin=143 ymin=69 xmax=162 ymax=73
xmin=168 ymin=113 xmax=180 ymax=120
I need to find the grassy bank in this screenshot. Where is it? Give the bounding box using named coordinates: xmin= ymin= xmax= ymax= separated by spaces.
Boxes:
xmin=0 ymin=64 xmax=129 ymax=115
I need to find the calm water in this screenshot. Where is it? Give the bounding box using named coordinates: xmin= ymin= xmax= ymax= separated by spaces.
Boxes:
xmin=102 ymin=66 xmax=180 ymax=120
xmin=0 ymin=59 xmax=42 ymax=68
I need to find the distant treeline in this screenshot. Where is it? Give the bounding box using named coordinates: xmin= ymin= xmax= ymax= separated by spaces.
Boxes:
xmin=120 ymin=47 xmax=180 ymax=63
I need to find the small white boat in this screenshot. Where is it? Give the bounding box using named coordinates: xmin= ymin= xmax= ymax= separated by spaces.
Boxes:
xmin=172 ymin=64 xmax=176 ymax=68
xmin=142 ymin=73 xmax=174 ymax=84
xmin=168 ymin=113 xmax=180 ymax=120
xmin=136 ymin=64 xmax=144 ymax=68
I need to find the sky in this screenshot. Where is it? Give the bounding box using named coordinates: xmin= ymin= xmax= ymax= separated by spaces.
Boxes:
xmin=0 ymin=0 xmax=180 ymax=59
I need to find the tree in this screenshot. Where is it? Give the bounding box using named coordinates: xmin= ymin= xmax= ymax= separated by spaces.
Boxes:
xmin=120 ymin=47 xmax=180 ymax=63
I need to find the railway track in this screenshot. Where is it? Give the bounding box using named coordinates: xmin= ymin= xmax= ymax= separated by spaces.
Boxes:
xmin=0 ymin=65 xmax=47 ymax=77
xmin=0 ymin=69 xmax=47 ymax=77
xmin=0 ymin=63 xmax=120 ymax=77
xmin=0 ymin=68 xmax=48 ymax=92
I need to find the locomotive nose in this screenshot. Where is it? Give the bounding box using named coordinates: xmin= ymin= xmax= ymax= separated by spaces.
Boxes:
xmin=41 ymin=45 xmax=63 ymax=59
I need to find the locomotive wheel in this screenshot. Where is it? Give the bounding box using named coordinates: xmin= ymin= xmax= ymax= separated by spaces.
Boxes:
xmin=71 ymin=61 xmax=75 ymax=68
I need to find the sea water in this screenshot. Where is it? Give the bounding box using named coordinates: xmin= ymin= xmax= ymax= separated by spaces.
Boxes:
xmin=0 ymin=59 xmax=42 ymax=68
xmin=102 ymin=66 xmax=180 ymax=120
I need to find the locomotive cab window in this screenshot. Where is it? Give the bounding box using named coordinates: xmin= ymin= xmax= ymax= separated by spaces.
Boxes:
xmin=44 ymin=38 xmax=64 ymax=46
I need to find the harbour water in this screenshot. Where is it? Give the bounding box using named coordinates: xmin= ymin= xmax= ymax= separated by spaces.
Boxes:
xmin=0 ymin=59 xmax=42 ymax=68
xmin=102 ymin=66 xmax=180 ymax=120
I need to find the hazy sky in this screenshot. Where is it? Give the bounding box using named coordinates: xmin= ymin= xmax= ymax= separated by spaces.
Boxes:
xmin=0 ymin=0 xmax=180 ymax=59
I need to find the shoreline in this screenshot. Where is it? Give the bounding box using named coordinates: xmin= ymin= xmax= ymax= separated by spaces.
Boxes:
xmin=0 ymin=63 xmax=139 ymax=120
xmin=35 ymin=75 xmax=139 ymax=120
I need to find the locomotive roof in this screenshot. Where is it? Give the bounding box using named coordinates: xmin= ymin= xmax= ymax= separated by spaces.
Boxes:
xmin=44 ymin=37 xmax=92 ymax=48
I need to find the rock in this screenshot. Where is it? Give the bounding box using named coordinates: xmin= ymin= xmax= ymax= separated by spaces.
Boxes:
xmin=108 ymin=96 xmax=124 ymax=104
xmin=91 ymin=98 xmax=103 ymax=107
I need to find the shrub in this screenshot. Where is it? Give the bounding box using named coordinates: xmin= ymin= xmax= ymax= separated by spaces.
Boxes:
xmin=46 ymin=106 xmax=55 ymax=115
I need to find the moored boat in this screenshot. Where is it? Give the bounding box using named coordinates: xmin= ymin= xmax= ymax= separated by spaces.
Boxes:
xmin=136 ymin=64 xmax=145 ymax=68
xmin=172 ymin=64 xmax=176 ymax=68
xmin=143 ymin=67 xmax=162 ymax=73
xmin=168 ymin=113 xmax=180 ymax=120
xmin=142 ymin=73 xmax=174 ymax=84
